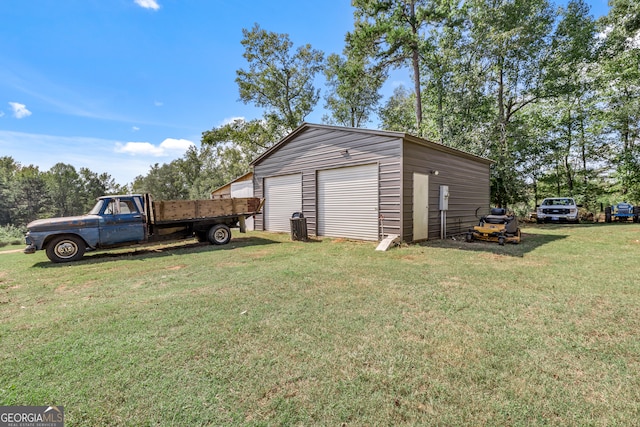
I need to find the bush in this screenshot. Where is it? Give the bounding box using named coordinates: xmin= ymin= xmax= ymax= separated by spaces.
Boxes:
xmin=0 ymin=224 xmax=25 ymax=247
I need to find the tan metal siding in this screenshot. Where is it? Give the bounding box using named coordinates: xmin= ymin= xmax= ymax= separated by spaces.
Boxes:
xmin=253 ymin=124 xmax=489 ymax=242
xmin=254 ymin=127 xmax=402 ymax=238
xmin=403 ymin=141 xmax=491 ymax=240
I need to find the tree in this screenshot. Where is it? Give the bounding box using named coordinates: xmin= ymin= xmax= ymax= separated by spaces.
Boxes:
xmin=45 ymin=163 xmax=84 ymax=217
xmin=201 ymin=25 xmax=325 ymax=179
xmin=527 ymin=0 xmax=603 ymax=208
xmin=0 ymin=156 xmax=20 ymax=225
xmin=236 ymin=23 xmax=325 ymax=132
xmin=131 ymin=162 xmax=189 ymax=200
xmin=201 ymin=118 xmax=276 ymax=167
xmin=378 ymin=85 xmax=418 ymax=133
xmin=349 ymin=0 xmax=453 ymax=134
xmin=322 ymin=52 xmax=385 ymax=127
xmin=597 ymin=0 xmax=640 ymax=200
xmin=468 ymin=0 xmax=556 ymax=206
xmin=10 ymin=166 xmax=50 ymax=225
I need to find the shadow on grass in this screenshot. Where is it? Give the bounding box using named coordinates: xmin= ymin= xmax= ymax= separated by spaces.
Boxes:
xmin=420 ymin=230 xmax=569 ymax=257
xmin=31 ymin=236 xmax=280 ymax=268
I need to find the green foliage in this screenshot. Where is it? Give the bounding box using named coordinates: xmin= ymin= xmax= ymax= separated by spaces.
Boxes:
xmin=378 ymin=85 xmax=418 ymax=133
xmin=7 ymin=1 xmax=640 ymax=218
xmin=352 ymin=0 xmax=638 ymax=209
xmin=349 ymin=0 xmax=450 ymax=132
xmin=322 ymin=52 xmax=385 ymax=127
xmin=236 ymin=23 xmax=324 ymax=132
xmin=132 ymin=162 xmax=189 ymax=200
xmin=0 ymin=224 xmax=24 ymax=246
xmin=596 ymin=0 xmax=640 ymax=199
xmin=199 ymin=25 xmax=325 ymax=180
xmin=0 ymin=158 xmax=123 ymax=227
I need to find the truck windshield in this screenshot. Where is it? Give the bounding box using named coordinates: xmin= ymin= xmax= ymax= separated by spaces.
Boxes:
xmin=88 ymin=200 xmax=105 ymax=215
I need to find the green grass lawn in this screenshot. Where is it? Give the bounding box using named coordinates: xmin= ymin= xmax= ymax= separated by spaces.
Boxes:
xmin=1 ymin=224 xmax=640 ymax=426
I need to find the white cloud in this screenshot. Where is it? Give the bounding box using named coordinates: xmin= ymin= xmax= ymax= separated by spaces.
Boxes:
xmin=160 ymin=138 xmax=195 ymax=152
xmin=9 ymin=102 xmax=31 ymax=119
xmin=0 ymin=111 xmax=4 ymax=118
xmin=596 ymin=25 xmax=613 ymax=41
xmin=134 ymin=0 xmax=160 ymax=10
xmin=115 ymin=138 xmax=195 ymax=157
xmin=154 ymin=101 xmax=163 ymax=107
xmin=627 ymin=30 xmax=640 ymax=49
xmin=132 ymin=126 xmax=140 ymax=131
xmin=221 ymin=116 xmax=245 ymax=126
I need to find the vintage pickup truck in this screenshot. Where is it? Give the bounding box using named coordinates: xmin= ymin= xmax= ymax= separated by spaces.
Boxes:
xmin=24 ymin=194 xmax=263 ymax=263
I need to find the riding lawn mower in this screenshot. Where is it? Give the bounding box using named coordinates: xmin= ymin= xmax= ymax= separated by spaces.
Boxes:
xmin=465 ymin=208 xmax=521 ymax=245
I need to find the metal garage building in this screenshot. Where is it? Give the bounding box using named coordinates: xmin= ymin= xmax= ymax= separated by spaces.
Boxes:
xmin=251 ymin=123 xmax=492 ymax=242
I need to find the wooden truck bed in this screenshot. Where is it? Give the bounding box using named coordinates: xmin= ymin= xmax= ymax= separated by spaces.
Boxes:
xmin=151 ymin=197 xmax=263 ymax=223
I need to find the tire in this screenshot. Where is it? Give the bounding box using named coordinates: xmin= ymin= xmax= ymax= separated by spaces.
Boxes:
xmin=498 ymin=236 xmax=506 ymax=246
xmin=536 ymin=219 xmax=543 ymax=224
xmin=605 ymin=207 xmax=612 ymax=223
xmin=207 ymin=224 xmax=231 ymax=245
xmin=465 ymin=233 xmax=473 ymax=243
xmin=46 ymin=235 xmax=86 ymax=263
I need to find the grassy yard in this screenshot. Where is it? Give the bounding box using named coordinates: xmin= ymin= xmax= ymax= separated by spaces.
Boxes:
xmin=1 ymin=224 xmax=640 ymax=426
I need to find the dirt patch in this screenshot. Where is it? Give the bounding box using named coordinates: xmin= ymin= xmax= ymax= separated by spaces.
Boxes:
xmin=0 ymin=249 xmax=23 ymax=254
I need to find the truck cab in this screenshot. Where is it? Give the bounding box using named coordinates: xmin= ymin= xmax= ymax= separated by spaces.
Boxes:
xmin=24 ymin=195 xmax=147 ymax=262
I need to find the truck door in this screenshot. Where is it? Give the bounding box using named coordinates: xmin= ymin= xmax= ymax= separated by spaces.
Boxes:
xmin=99 ymin=197 xmax=145 ymax=245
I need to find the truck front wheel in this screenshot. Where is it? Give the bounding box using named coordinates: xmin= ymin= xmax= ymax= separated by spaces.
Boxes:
xmin=207 ymin=224 xmax=231 ymax=245
xmin=46 ymin=235 xmax=86 ymax=263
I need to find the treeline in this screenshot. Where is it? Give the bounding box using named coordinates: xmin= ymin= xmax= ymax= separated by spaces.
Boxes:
xmin=0 ymin=158 xmax=125 ymax=227
xmin=0 ymin=144 xmax=240 ymax=227
xmin=350 ymin=0 xmax=640 ymax=210
xmin=4 ymin=0 xmax=639 ymax=227
xmin=203 ymin=0 xmax=640 ymax=213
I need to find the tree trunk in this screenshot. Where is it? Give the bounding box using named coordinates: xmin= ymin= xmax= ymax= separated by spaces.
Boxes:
xmin=410 ymin=2 xmax=422 ymax=133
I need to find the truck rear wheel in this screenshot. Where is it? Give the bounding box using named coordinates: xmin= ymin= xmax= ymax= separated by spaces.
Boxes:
xmin=207 ymin=224 xmax=231 ymax=245
xmin=46 ymin=235 xmax=86 ymax=263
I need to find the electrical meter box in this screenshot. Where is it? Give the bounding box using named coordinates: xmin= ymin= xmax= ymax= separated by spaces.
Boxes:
xmin=439 ymin=185 xmax=449 ymax=211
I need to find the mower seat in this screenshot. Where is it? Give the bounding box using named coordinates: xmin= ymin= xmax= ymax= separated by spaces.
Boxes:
xmin=484 ymin=215 xmax=509 ymax=224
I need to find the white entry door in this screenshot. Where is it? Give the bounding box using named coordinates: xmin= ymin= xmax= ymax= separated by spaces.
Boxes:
xmin=413 ymin=172 xmax=429 ymax=240
xmin=317 ymin=164 xmax=379 ymax=240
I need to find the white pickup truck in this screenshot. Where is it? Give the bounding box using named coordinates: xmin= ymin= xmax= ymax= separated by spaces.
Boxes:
xmin=536 ymin=197 xmax=580 ymax=224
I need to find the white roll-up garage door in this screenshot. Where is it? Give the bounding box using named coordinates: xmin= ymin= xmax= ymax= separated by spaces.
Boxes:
xmin=264 ymin=174 xmax=302 ymax=232
xmin=318 ymin=164 xmax=379 ymax=240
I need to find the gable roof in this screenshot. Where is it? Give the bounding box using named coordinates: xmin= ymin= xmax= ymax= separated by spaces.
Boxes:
xmin=210 ymin=171 xmax=254 ymax=196
xmin=250 ymin=122 xmax=492 ymax=166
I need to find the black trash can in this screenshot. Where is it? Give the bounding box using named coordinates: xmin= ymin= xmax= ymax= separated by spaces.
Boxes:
xmin=290 ymin=212 xmax=308 ymax=241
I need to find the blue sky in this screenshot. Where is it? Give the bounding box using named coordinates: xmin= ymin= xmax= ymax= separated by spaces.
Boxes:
xmin=0 ymin=0 xmax=611 ymax=185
